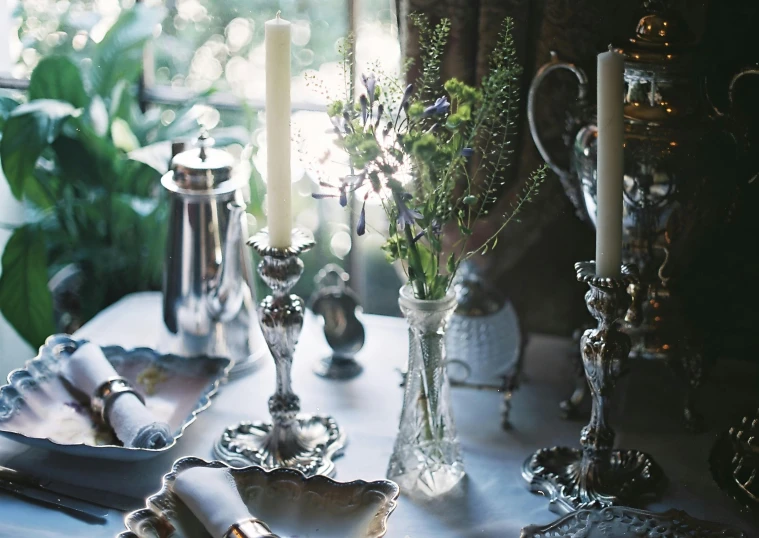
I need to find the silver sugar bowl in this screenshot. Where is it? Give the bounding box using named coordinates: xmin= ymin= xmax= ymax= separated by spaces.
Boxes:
xmin=528 ymin=1 xmax=757 ymax=430
xmin=161 ymin=132 xmax=267 ymax=378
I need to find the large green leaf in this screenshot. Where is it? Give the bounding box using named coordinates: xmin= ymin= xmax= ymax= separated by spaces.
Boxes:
xmin=0 ymin=100 xmax=79 ymax=199
xmin=57 ymin=116 xmax=122 ymax=190
xmin=115 ymin=157 xmax=161 ymax=197
xmin=85 ymin=95 xmax=109 ymax=137
xmin=52 ymin=135 xmax=100 ymax=187
xmin=28 ymin=56 xmax=89 ymax=108
xmin=128 ymin=141 xmax=172 ymax=175
xmin=108 ymin=80 xmax=131 ymax=121
xmin=0 ymin=95 xmax=20 ymax=131
xmin=24 ymin=166 xmax=60 ymax=210
xmin=90 ymin=4 xmax=167 ymax=97
xmin=0 ymin=226 xmax=55 ymax=347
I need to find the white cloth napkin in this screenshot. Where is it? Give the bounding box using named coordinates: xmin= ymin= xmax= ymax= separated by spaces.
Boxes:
xmin=174 ymin=466 xmax=261 ymax=538
xmin=59 ymin=342 xmax=173 ymax=449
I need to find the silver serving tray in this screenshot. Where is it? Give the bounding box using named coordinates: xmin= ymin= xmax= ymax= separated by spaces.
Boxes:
xmin=120 ymin=457 xmax=400 ymax=538
xmin=710 ymin=410 xmax=759 ymax=515
xmin=0 ymin=334 xmax=231 ymax=461
xmin=520 ymin=506 xmax=748 ymax=538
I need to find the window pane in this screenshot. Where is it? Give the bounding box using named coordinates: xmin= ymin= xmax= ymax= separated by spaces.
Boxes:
xmin=348 ymin=0 xmax=403 ymax=315
xmin=153 ymin=0 xmax=349 ymax=107
xmin=10 ymin=0 xmax=132 ymax=78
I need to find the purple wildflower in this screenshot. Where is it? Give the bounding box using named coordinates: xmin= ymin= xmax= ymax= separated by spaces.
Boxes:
xmin=359 ymin=94 xmax=369 ymax=125
xmin=423 ymin=96 xmax=450 ymax=117
xmin=312 ymin=190 xmax=347 ymax=207
xmin=342 ymin=111 xmax=353 ymax=133
xmin=400 ymin=84 xmax=413 ymax=108
xmin=411 ymin=219 xmax=441 ymax=243
xmin=375 ymin=104 xmax=384 ymax=128
xmin=362 ymin=73 xmax=376 ymax=102
xmin=393 ymin=191 xmax=422 ymax=229
xmin=357 ymin=200 xmax=367 ymax=236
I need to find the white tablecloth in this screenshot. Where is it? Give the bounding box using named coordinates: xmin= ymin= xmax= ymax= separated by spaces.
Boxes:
xmin=0 ymin=292 xmax=756 ymax=537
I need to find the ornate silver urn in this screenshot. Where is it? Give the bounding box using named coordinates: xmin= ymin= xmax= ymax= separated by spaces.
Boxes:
xmin=528 ymin=1 xmax=757 ymax=430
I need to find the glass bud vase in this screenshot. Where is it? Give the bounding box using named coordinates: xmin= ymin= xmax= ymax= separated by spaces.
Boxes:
xmin=387 ymin=285 xmax=465 ymax=498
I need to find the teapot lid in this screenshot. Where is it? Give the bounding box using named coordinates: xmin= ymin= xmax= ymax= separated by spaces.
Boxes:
xmin=169 ymin=130 xmax=235 ymax=190
xmin=616 ymin=1 xmax=695 ymax=67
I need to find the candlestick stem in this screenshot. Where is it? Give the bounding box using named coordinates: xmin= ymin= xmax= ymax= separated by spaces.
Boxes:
xmin=522 ymin=261 xmax=665 ymax=514
xmin=214 ymin=229 xmax=346 ymax=477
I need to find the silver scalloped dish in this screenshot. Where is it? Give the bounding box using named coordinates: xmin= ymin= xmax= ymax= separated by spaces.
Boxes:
xmin=0 ymin=334 xmax=231 ymax=461
xmin=120 ymin=457 xmax=400 ymax=538
xmin=520 ymin=506 xmax=748 ymax=538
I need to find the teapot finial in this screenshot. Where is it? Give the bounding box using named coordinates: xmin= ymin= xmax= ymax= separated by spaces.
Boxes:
xmin=196 ymin=128 xmax=214 ymax=162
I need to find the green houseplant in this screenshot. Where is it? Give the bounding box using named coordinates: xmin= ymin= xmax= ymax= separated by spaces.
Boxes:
xmin=0 ymin=4 xmax=245 ymax=348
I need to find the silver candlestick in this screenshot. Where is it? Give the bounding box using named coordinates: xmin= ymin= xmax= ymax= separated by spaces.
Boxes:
xmin=214 ymin=228 xmax=346 ymax=477
xmin=522 ymin=261 xmax=665 ymax=514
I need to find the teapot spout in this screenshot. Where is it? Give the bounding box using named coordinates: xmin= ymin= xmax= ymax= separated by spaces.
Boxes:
xmin=209 ymin=201 xmax=247 ymax=322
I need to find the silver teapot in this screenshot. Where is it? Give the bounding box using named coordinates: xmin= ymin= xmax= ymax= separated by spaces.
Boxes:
xmin=528 ymin=3 xmax=757 ymax=430
xmin=161 ymin=132 xmax=267 ymax=378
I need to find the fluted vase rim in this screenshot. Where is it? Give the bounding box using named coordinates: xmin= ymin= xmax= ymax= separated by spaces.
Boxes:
xmin=398 ymin=284 xmax=457 ymax=312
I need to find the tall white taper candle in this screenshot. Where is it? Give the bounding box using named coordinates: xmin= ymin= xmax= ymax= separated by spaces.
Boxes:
xmin=595 ymin=47 xmax=625 ymax=278
xmin=265 ymin=12 xmax=292 ymax=248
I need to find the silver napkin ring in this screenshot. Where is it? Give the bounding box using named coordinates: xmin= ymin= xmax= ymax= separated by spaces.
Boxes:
xmin=90 ymin=376 xmax=145 ymax=424
xmin=224 ymin=518 xmax=279 ymax=538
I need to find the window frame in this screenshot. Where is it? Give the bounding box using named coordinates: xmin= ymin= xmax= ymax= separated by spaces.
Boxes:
xmin=0 ymin=0 xmax=370 ymax=299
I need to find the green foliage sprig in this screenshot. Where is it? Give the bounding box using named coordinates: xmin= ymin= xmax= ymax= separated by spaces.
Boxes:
xmin=312 ymin=16 xmax=547 ymax=301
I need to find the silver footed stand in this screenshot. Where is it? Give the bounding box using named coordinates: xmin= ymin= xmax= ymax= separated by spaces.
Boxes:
xmin=214 ymin=228 xmax=346 ymax=477
xmin=522 ymin=261 xmax=665 ymax=514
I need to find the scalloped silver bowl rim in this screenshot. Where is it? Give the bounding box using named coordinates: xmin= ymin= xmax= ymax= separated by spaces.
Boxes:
xmin=0 ymin=334 xmax=232 ymax=455
xmin=119 ymin=456 xmax=401 ymax=538
xmin=520 ymin=506 xmax=748 ymax=538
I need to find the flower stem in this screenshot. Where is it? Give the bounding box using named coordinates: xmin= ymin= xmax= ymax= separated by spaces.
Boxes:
xmin=404 ymin=225 xmax=426 ymax=299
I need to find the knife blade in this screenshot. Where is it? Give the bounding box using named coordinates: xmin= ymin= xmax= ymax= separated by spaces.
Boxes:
xmin=0 ymin=478 xmax=108 ymax=520
xmin=0 ymin=466 xmax=143 ymax=512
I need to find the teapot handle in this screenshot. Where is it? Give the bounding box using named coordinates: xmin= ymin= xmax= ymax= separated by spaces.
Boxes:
xmin=527 ymin=51 xmax=589 ymax=179
xmin=728 ymin=65 xmax=759 ymax=109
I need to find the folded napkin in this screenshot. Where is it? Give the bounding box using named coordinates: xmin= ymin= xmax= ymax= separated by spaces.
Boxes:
xmin=174 ymin=466 xmax=277 ymax=538
xmin=59 ymin=342 xmax=173 ymax=449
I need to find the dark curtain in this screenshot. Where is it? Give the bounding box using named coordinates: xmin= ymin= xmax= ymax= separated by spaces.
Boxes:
xmin=397 ymin=0 xmax=759 ymax=337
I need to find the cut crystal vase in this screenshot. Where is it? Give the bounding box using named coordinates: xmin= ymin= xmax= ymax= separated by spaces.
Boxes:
xmin=387 ymin=285 xmax=465 ymax=498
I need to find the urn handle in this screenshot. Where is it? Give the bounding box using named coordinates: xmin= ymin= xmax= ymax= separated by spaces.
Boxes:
xmin=729 ymin=65 xmax=759 ymax=110
xmin=528 ymin=51 xmax=589 ymax=178
xmin=527 ymin=52 xmax=590 ymax=218
xmin=708 ymin=64 xmax=759 ymax=118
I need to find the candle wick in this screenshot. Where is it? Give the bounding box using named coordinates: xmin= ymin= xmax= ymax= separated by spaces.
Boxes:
xmin=608 ymin=44 xmax=614 ymax=52
xmin=276 ymin=10 xmax=281 ymax=20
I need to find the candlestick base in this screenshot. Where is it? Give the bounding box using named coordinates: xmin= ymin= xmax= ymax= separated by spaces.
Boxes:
xmin=524 ymin=261 xmax=665 ymax=513
xmin=214 ymin=228 xmax=347 ymax=477
xmin=522 ymin=446 xmax=664 ymax=514
xmin=214 ymin=415 xmax=346 ymax=478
